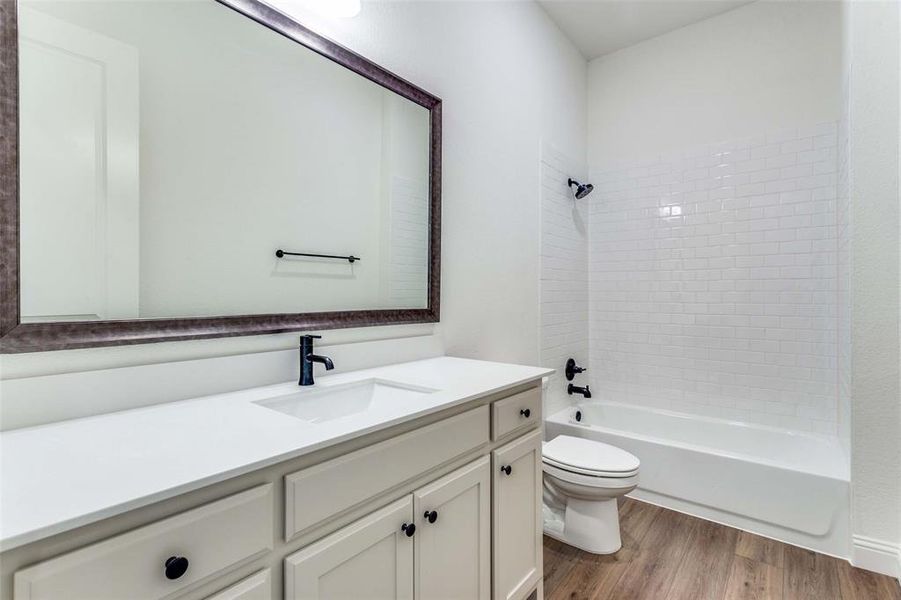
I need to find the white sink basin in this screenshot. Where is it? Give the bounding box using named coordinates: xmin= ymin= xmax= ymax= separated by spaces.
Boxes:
xmin=254 ymin=379 xmax=439 ymax=424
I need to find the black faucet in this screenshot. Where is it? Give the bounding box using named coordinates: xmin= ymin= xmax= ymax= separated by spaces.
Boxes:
xmin=567 ymin=384 xmax=592 ymax=399
xmin=299 ymin=335 xmax=334 ymax=386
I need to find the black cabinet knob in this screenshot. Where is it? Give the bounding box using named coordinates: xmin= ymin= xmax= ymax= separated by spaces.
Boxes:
xmin=424 ymin=510 xmax=438 ymax=524
xmin=402 ymin=523 xmax=416 ymax=537
xmin=164 ymin=556 xmax=189 ymax=580
xmin=500 ymin=465 xmax=512 ymax=476
xmin=520 ymin=408 xmax=531 ymax=418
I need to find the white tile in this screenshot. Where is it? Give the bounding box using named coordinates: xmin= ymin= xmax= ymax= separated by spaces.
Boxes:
xmin=585 ymin=122 xmax=841 ymax=434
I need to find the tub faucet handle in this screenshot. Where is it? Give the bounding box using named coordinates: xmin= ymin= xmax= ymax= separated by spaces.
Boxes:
xmin=565 ymin=358 xmax=586 ymax=381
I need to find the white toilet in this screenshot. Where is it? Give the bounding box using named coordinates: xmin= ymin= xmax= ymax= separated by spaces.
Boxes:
xmin=542 ymin=435 xmax=640 ymax=554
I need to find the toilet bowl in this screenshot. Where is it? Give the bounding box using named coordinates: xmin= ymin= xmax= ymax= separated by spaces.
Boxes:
xmin=542 ymin=435 xmax=640 ymax=555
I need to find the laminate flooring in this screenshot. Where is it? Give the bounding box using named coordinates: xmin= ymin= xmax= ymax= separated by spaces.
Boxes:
xmin=543 ymin=498 xmax=901 ymax=600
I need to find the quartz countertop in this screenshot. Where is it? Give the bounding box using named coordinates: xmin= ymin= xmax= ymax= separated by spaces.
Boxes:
xmin=0 ymin=356 xmax=552 ymax=551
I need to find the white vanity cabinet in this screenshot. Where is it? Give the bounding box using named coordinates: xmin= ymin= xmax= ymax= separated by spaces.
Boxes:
xmin=283 ymin=406 xmax=489 ymax=542
xmin=12 ymin=485 xmax=275 ymax=600
xmin=414 ymin=456 xmax=491 ymax=600
xmin=285 ymin=497 xmax=415 ymax=599
xmin=4 ymin=379 xmax=544 ymax=600
xmin=285 ymin=456 xmax=491 ymax=600
xmin=493 ymin=430 xmax=544 ymax=600
xmin=206 ymin=570 xmax=273 ymax=600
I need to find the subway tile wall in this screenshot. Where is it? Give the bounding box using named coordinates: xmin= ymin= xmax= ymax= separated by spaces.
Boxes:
xmin=588 ymin=122 xmax=841 ymax=434
xmin=387 ymin=176 xmax=429 ymax=307
xmin=540 ymin=143 xmax=589 ymax=417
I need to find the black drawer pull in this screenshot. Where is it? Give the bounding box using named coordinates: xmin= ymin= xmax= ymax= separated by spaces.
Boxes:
xmin=401 ymin=523 xmax=416 ymax=537
xmin=164 ymin=556 xmax=189 ymax=580
xmin=520 ymin=408 xmax=531 ymax=418
xmin=424 ymin=510 xmax=438 ymax=524
xmin=500 ymin=465 xmax=512 ymax=476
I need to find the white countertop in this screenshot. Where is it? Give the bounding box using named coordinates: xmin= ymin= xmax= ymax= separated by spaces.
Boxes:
xmin=0 ymin=356 xmax=551 ymax=551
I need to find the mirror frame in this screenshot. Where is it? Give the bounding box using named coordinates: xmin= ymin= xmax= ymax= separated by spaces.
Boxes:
xmin=0 ymin=0 xmax=441 ymax=353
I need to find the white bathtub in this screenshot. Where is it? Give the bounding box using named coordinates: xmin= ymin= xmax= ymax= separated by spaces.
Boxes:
xmin=545 ymin=402 xmax=850 ymax=557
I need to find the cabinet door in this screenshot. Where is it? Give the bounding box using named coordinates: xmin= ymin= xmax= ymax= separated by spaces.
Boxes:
xmin=205 ymin=570 xmax=271 ymax=600
xmin=285 ymin=496 xmax=414 ymax=600
xmin=492 ymin=430 xmax=543 ymax=600
xmin=413 ymin=457 xmax=490 ymax=600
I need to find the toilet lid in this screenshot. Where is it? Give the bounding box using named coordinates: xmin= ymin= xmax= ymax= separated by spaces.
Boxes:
xmin=543 ymin=435 xmax=640 ymax=476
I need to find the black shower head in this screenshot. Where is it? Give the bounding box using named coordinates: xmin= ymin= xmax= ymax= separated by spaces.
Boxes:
xmin=568 ymin=178 xmax=594 ymax=199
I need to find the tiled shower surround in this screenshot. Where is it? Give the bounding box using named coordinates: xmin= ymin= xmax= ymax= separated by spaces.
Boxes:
xmin=587 ymin=123 xmax=842 ymax=434
xmin=540 ymin=144 xmax=589 ymax=417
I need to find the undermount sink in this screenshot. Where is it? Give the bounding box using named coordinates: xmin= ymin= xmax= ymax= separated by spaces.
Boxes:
xmin=254 ymin=378 xmax=439 ymax=424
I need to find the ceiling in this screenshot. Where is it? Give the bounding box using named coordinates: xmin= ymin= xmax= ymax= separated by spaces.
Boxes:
xmin=537 ymin=0 xmax=756 ymax=60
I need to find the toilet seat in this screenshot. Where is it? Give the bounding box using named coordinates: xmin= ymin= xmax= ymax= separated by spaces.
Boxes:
xmin=544 ymin=457 xmax=639 ymax=479
xmin=542 ymin=435 xmax=640 ymax=479
xmin=543 ymin=461 xmax=640 ymax=490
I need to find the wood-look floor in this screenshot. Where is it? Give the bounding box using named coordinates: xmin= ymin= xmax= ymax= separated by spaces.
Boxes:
xmin=543 ymin=497 xmax=901 ymax=600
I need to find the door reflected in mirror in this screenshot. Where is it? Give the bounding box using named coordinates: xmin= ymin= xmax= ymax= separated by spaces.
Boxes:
xmin=18 ymin=0 xmax=432 ymax=323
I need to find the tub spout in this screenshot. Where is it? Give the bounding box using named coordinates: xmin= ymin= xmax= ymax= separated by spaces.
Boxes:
xmin=568 ymin=384 xmax=591 ymax=398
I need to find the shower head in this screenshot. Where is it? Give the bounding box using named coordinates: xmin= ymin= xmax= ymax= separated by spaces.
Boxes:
xmin=568 ymin=178 xmax=594 ymax=199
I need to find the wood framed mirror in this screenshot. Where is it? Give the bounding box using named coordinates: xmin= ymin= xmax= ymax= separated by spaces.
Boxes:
xmin=0 ymin=0 xmax=441 ymax=353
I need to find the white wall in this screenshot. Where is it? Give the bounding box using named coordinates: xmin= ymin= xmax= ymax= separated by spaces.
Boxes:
xmin=0 ymin=1 xmax=587 ymax=428
xmin=587 ymin=1 xmax=842 ymax=167
xmin=837 ymin=0 xmax=853 ymax=455
xmin=844 ymin=0 xmax=901 ymax=577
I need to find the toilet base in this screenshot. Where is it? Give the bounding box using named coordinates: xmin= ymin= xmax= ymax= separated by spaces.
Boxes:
xmin=542 ymin=497 xmax=623 ymax=555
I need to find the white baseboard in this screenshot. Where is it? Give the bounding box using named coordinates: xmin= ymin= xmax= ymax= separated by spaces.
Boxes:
xmin=851 ymin=535 xmax=901 ymax=578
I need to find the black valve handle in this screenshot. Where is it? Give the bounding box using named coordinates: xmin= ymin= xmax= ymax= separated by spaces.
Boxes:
xmin=401 ymin=523 xmax=416 ymax=537
xmin=164 ymin=556 xmax=189 ymax=580
xmin=500 ymin=465 xmax=512 ymax=476
xmin=565 ymin=358 xmax=586 ymax=381
xmin=424 ymin=510 xmax=438 ymax=524
xmin=520 ymin=408 xmax=531 ymax=418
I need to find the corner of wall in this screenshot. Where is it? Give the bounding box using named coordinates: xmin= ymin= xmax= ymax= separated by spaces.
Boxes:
xmin=850 ymin=535 xmax=901 ymax=579
xmin=847 ymin=0 xmax=901 ymax=571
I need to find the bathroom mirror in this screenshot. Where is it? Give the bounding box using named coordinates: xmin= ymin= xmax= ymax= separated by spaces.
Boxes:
xmin=0 ymin=0 xmax=441 ymax=352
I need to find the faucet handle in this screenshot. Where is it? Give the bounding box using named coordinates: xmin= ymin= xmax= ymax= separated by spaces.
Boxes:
xmin=565 ymin=358 xmax=586 ymax=381
xmin=300 ymin=334 xmax=322 ymax=340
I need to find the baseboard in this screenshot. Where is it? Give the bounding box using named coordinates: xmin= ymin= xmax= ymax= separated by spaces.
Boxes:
xmin=851 ymin=535 xmax=901 ymax=578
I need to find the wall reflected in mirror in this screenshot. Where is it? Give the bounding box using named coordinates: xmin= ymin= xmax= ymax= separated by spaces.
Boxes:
xmin=18 ymin=0 xmax=431 ymax=323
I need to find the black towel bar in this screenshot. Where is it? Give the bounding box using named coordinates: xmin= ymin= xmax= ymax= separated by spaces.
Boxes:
xmin=275 ymin=249 xmax=360 ymax=264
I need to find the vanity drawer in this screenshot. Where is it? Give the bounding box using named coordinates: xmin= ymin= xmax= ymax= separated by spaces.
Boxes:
xmin=285 ymin=405 xmax=489 ymax=540
xmin=14 ymin=485 xmax=273 ymax=600
xmin=492 ymin=386 xmax=541 ymax=440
